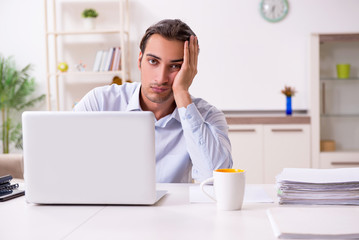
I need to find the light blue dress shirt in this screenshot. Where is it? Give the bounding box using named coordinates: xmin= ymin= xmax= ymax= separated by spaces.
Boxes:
xmin=73 ymin=82 xmax=232 ymax=183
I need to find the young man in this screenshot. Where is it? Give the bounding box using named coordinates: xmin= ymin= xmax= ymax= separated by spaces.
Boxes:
xmin=74 ymin=19 xmax=232 ymax=183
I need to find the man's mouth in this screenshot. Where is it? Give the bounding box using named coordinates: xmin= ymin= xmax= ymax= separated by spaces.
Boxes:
xmin=151 ymin=86 xmax=169 ymax=93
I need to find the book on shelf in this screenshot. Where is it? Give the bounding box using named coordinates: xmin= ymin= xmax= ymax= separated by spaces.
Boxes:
xmin=92 ymin=50 xmax=103 ymax=72
xmin=110 ymin=47 xmax=118 ymax=71
xmin=104 ymin=47 xmax=115 ymax=71
xmin=112 ymin=47 xmax=121 ymax=71
xmin=99 ymin=50 xmax=108 ymax=72
xmin=93 ymin=47 xmax=121 ymax=72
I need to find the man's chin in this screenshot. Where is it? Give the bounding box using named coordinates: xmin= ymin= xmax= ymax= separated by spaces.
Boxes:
xmin=147 ymin=92 xmax=173 ymax=104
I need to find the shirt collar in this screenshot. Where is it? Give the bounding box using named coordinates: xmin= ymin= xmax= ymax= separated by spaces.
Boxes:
xmin=125 ymin=82 xmax=182 ymax=123
xmin=171 ymin=107 xmax=181 ymax=122
xmin=156 ymin=108 xmax=181 ymax=128
xmin=125 ymin=83 xmax=142 ymax=112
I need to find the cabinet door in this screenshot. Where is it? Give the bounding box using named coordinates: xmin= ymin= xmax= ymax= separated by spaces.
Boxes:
xmin=263 ymin=124 xmax=311 ymax=184
xmin=320 ymin=152 xmax=359 ymax=168
xmin=228 ymin=125 xmax=264 ymax=184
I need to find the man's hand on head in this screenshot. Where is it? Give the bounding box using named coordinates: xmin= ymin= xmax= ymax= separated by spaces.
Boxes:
xmin=172 ymin=35 xmax=199 ymax=108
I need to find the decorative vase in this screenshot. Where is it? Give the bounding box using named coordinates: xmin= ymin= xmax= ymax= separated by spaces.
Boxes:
xmin=83 ymin=17 xmax=96 ymax=30
xmin=286 ymin=96 xmax=292 ymax=115
xmin=336 ymin=64 xmax=351 ymax=79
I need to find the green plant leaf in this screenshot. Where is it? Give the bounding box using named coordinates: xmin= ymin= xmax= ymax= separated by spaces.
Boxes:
xmin=0 ymin=54 xmax=45 ymax=153
xmin=82 ymin=8 xmax=98 ymax=18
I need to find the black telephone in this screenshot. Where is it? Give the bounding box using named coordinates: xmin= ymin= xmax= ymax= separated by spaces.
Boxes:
xmin=0 ymin=175 xmax=25 ymax=201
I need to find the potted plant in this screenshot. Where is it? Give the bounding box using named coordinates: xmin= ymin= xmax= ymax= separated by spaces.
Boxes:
xmin=82 ymin=8 xmax=99 ymax=30
xmin=0 ymin=55 xmax=45 ymax=154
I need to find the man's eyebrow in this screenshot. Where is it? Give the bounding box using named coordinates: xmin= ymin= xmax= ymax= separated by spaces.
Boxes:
xmin=146 ymin=53 xmax=183 ymax=63
xmin=170 ymin=58 xmax=184 ymax=63
xmin=146 ymin=53 xmax=161 ymax=60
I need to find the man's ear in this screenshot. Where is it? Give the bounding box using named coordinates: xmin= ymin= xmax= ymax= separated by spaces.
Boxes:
xmin=138 ymin=51 xmax=143 ymax=70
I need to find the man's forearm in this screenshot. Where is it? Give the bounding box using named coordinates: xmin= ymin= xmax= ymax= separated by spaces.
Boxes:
xmin=174 ymin=90 xmax=192 ymax=108
xmin=178 ymin=104 xmax=233 ymax=181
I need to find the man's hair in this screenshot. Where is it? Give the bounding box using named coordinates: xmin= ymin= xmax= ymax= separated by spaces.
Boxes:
xmin=139 ymin=19 xmax=197 ymax=54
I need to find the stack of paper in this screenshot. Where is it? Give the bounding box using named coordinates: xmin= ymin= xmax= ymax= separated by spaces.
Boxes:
xmin=276 ymin=168 xmax=359 ymax=205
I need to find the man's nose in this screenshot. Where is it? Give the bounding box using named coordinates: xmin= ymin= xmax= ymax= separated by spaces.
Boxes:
xmin=156 ymin=66 xmax=170 ymax=84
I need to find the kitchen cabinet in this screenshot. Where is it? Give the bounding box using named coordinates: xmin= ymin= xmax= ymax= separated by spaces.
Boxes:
xmin=228 ymin=125 xmax=264 ymax=184
xmin=310 ymin=33 xmax=359 ymax=168
xmin=263 ymin=124 xmax=311 ymax=183
xmin=228 ymin=121 xmax=311 ymax=184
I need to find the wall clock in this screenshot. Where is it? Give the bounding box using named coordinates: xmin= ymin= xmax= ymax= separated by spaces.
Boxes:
xmin=260 ymin=0 xmax=289 ymax=23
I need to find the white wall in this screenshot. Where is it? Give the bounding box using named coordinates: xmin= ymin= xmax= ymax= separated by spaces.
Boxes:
xmin=1 ymin=0 xmax=359 ymax=111
xmin=0 ymin=0 xmax=47 ymax=109
xmin=128 ymin=0 xmax=359 ymax=111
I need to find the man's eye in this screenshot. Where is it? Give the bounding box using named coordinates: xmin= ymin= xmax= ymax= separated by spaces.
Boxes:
xmin=148 ymin=59 xmax=157 ymax=65
xmin=170 ymin=64 xmax=181 ymax=70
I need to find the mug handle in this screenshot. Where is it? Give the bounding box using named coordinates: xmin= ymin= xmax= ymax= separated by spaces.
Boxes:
xmin=200 ymin=177 xmax=216 ymax=202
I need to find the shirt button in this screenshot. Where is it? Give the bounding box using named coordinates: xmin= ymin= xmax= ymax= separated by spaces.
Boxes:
xmin=186 ymin=114 xmax=192 ymax=120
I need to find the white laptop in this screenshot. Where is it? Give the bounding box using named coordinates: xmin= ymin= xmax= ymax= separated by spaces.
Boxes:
xmin=22 ymin=111 xmax=166 ymax=205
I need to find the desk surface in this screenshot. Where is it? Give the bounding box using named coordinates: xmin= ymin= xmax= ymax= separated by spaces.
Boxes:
xmin=0 ymin=183 xmax=347 ymax=240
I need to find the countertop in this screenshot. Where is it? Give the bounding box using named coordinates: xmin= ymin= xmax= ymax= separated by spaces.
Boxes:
xmin=224 ymin=111 xmax=311 ymax=124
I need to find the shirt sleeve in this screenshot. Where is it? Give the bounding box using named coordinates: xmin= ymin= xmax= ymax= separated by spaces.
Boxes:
xmin=178 ymin=103 xmax=233 ymax=182
xmin=73 ymin=88 xmax=100 ymax=111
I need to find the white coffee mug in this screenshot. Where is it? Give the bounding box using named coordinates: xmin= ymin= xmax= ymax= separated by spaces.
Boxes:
xmin=200 ymin=169 xmax=245 ymax=211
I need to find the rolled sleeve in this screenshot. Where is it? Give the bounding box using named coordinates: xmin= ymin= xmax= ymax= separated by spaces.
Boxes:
xmin=178 ymin=103 xmax=233 ymax=182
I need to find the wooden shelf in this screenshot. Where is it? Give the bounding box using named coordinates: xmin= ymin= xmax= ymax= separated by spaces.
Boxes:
xmin=319 ymin=33 xmax=359 ymax=43
xmin=44 ymin=0 xmax=129 ymax=110
xmin=50 ymin=71 xmax=123 ymax=77
xmin=321 ymin=114 xmax=359 ymax=118
xmin=47 ymin=30 xmax=129 ymax=36
xmin=320 ymin=77 xmax=359 ymax=81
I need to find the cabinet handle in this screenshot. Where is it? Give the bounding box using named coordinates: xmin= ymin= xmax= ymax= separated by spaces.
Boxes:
xmin=271 ymin=129 xmax=303 ymax=132
xmin=322 ymin=82 xmax=326 ymax=114
xmin=229 ymin=129 xmax=256 ymax=132
xmin=331 ymin=162 xmax=359 ymax=166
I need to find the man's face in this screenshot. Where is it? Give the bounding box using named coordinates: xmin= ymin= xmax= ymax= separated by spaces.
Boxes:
xmin=138 ymin=34 xmax=184 ymax=105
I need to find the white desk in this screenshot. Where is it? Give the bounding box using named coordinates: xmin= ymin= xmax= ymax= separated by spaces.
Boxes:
xmin=1 ymin=183 xmax=348 ymax=240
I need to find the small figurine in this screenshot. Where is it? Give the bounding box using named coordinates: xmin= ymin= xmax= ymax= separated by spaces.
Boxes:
xmin=111 ymin=76 xmax=122 ymax=85
xmin=76 ymin=61 xmax=86 ymax=72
